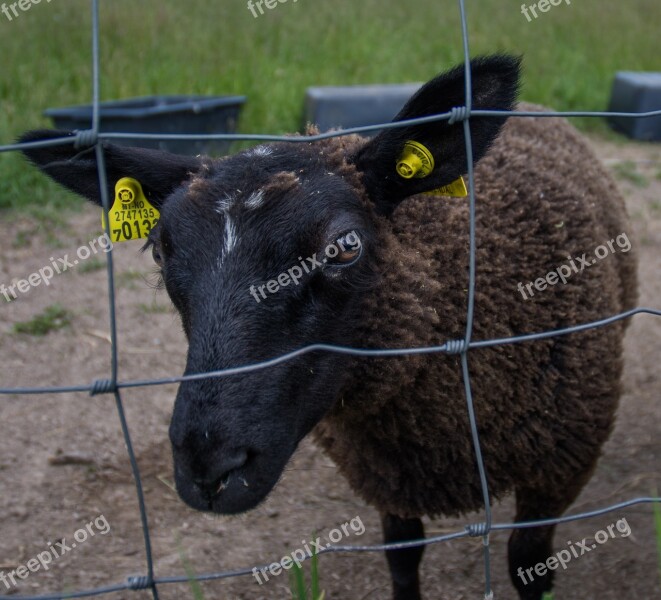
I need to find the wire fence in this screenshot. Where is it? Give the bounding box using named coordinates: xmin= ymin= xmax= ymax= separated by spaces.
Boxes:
xmin=1 ymin=0 xmax=660 ymax=598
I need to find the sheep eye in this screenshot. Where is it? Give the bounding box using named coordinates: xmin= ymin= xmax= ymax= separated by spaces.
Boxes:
xmin=333 ymin=247 xmax=360 ymax=264
xmin=326 ymin=232 xmax=362 ymax=266
xmin=151 ymin=244 xmax=163 ymax=267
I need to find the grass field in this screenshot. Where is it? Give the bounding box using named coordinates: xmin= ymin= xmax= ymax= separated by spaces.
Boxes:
xmin=0 ymin=0 xmax=659 ymax=211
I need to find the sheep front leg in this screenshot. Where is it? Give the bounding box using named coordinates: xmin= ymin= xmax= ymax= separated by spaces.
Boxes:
xmin=509 ymin=465 xmax=596 ymax=600
xmin=381 ymin=513 xmax=425 ymax=600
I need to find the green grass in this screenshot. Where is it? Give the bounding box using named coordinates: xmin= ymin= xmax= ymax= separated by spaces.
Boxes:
xmin=78 ymin=257 xmax=106 ymax=273
xmin=174 ymin=534 xmax=324 ymax=600
xmin=176 ymin=539 xmax=206 ymax=600
xmin=612 ymin=160 xmax=650 ymax=187
xmin=13 ymin=304 xmax=73 ymax=336
xmin=115 ymin=269 xmax=147 ymax=289
xmin=11 ymin=227 xmax=38 ymax=249
xmin=137 ymin=300 xmax=171 ymax=314
xmin=1 ymin=0 xmax=658 ymax=211
xmin=654 ymin=495 xmax=661 ymax=584
xmin=289 ymin=545 xmax=324 ymax=600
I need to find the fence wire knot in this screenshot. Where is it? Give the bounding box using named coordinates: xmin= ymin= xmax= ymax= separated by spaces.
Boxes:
xmin=126 ymin=575 xmax=152 ymax=590
xmin=90 ymin=379 xmax=117 ymax=396
xmin=466 ymin=522 xmax=490 ymax=537
xmin=74 ymin=129 xmax=99 ymax=149
xmin=445 ymin=339 xmax=469 ymax=354
xmin=448 ymin=106 xmax=470 ymax=124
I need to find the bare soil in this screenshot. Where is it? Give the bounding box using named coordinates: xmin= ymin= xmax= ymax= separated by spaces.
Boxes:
xmin=0 ymin=134 xmax=660 ymax=600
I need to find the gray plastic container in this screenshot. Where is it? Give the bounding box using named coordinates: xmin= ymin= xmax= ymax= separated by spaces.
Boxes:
xmin=44 ymin=95 xmax=246 ymax=156
xmin=607 ymin=72 xmax=661 ymax=141
xmin=304 ymin=83 xmax=422 ymax=135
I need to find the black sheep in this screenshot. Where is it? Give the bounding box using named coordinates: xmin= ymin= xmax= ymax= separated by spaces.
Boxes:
xmin=21 ymin=55 xmax=637 ymax=600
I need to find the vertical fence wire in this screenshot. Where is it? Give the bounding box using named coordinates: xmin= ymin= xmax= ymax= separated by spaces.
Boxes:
xmin=456 ymin=0 xmax=495 ymax=596
xmin=89 ymin=1 xmax=159 ymax=597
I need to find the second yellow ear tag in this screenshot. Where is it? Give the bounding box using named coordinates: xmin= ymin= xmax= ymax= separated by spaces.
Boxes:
xmin=423 ymin=177 xmax=468 ymax=198
xmin=102 ymin=178 xmax=160 ymax=242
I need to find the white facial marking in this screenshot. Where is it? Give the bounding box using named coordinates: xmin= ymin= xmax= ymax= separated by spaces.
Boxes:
xmin=216 ymin=190 xmax=246 ymax=266
xmin=224 ymin=214 xmax=237 ymax=256
xmin=215 ymin=192 xmax=235 ymax=214
xmin=245 ymin=190 xmax=265 ymax=210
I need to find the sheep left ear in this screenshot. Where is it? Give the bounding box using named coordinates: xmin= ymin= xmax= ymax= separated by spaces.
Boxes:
xmin=19 ymin=129 xmax=203 ymax=209
xmin=350 ymin=55 xmax=521 ymax=215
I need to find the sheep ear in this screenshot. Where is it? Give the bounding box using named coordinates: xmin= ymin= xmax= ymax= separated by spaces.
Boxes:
xmin=351 ymin=55 xmax=521 ymax=215
xmin=19 ymin=129 xmax=203 ymax=209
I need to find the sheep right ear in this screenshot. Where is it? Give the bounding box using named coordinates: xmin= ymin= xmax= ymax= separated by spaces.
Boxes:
xmin=350 ymin=55 xmax=521 ymax=215
xmin=19 ymin=130 xmax=204 ymax=209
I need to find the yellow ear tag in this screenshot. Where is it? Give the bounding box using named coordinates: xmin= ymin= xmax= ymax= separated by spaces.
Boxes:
xmin=396 ymin=141 xmax=435 ymax=179
xmin=102 ymin=178 xmax=160 ymax=242
xmin=396 ymin=140 xmax=468 ymax=197
xmin=423 ymin=176 xmax=468 ymax=198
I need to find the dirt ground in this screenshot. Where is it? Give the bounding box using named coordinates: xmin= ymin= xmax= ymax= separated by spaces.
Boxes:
xmin=0 ymin=133 xmax=659 ymax=600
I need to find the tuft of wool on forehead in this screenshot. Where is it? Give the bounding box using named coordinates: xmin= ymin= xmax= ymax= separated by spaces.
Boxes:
xmin=303 ymin=125 xmax=367 ymax=194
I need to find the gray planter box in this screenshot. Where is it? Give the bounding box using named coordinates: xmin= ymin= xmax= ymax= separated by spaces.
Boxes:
xmin=607 ymin=72 xmax=661 ymax=141
xmin=45 ymin=95 xmax=246 ymax=155
xmin=304 ymin=83 xmax=422 ymax=135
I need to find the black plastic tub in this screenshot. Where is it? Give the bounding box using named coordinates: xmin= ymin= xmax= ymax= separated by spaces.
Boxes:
xmin=44 ymin=95 xmax=246 ymax=156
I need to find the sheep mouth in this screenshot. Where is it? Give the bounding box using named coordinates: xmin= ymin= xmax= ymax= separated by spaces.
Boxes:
xmin=174 ymin=452 xmax=290 ymax=515
xmin=209 ymin=466 xmax=284 ymax=515
xmin=212 ymin=470 xmax=251 ymax=499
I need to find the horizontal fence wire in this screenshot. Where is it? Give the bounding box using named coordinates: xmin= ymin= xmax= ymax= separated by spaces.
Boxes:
xmin=1 ymin=0 xmax=660 ymax=598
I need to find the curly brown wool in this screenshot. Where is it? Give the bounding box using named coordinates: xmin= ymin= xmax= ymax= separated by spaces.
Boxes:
xmin=313 ymin=103 xmax=637 ymax=520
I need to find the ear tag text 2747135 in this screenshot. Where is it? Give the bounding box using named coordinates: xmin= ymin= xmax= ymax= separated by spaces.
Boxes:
xmin=396 ymin=140 xmax=467 ymax=197
xmin=102 ymin=178 xmax=160 ymax=242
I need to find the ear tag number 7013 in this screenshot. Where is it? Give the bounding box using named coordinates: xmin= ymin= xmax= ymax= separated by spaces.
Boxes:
xmin=102 ymin=178 xmax=160 ymax=242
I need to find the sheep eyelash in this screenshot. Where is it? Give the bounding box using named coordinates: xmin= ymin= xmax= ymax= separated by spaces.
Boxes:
xmin=141 ymin=237 xmax=156 ymax=254
xmin=141 ymin=238 xmax=165 ymax=290
xmin=146 ymin=268 xmax=165 ymax=290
